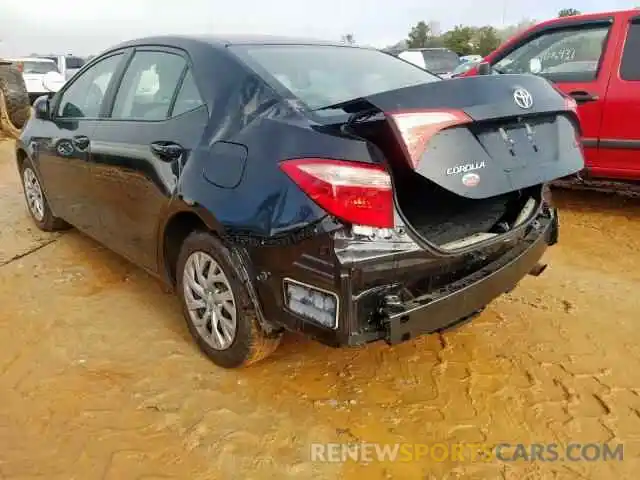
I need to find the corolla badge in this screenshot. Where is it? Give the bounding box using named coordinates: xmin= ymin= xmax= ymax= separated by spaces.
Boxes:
xmin=446 ymin=161 xmax=485 ymax=176
xmin=513 ymin=87 xmax=534 ymax=109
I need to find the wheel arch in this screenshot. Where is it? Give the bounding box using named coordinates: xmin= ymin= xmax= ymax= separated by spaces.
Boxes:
xmin=15 ymin=147 xmax=27 ymax=171
xmin=160 ymin=208 xmax=220 ymax=288
xmin=159 ymin=206 xmax=281 ymax=336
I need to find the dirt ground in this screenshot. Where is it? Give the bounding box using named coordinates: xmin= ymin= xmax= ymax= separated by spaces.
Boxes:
xmin=1 ymin=139 xmax=639 ymax=480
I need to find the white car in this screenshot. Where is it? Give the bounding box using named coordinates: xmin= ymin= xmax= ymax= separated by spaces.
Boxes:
xmin=460 ymin=54 xmax=483 ymax=64
xmin=7 ymin=58 xmax=66 ymax=104
xmin=42 ymin=55 xmax=87 ymax=81
xmin=397 ymin=48 xmax=461 ymax=78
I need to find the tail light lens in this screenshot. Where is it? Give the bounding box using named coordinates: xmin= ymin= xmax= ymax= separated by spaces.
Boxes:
xmin=15 ymin=62 xmax=24 ymax=73
xmin=564 ymin=96 xmax=579 ymax=115
xmin=279 ymin=158 xmax=393 ymax=228
xmin=387 ymin=109 xmax=472 ymax=168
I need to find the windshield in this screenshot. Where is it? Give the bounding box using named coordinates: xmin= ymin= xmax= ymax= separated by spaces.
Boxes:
xmin=420 ymin=50 xmax=460 ymax=73
xmin=230 ymin=45 xmax=440 ymax=111
xmin=20 ymin=61 xmax=59 ymax=74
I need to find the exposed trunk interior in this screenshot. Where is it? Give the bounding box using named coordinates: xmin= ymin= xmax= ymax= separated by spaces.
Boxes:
xmin=395 ymin=171 xmax=538 ymax=246
xmin=330 ymin=116 xmax=542 ymax=247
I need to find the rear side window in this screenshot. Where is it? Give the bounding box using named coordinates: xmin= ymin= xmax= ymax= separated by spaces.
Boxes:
xmin=493 ymin=25 xmax=610 ymax=82
xmin=620 ymin=22 xmax=640 ymax=81
xmin=110 ymin=51 xmax=186 ymax=121
xmin=230 ymin=45 xmax=440 ymax=111
xmin=65 ymin=56 xmax=85 ymax=69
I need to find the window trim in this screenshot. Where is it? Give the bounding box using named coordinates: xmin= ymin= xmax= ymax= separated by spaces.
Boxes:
xmin=490 ymin=18 xmax=615 ymax=83
xmin=102 ymin=45 xmax=203 ymax=123
xmin=50 ymin=49 xmax=130 ymax=121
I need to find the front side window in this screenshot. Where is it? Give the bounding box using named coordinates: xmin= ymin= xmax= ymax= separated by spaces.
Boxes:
xmin=56 ymin=53 xmax=124 ymax=118
xmin=621 ymin=22 xmax=640 ymax=81
xmin=110 ymin=51 xmax=186 ymax=121
xmin=230 ymin=45 xmax=440 ymax=112
xmin=493 ymin=25 xmax=610 ymax=82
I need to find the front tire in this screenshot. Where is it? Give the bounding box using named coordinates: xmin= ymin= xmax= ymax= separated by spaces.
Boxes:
xmin=176 ymin=232 xmax=282 ymax=368
xmin=19 ymin=157 xmax=69 ymax=231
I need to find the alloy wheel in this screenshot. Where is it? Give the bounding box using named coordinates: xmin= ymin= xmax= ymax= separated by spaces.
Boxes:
xmin=182 ymin=251 xmax=237 ymax=350
xmin=23 ymin=167 xmax=45 ymax=222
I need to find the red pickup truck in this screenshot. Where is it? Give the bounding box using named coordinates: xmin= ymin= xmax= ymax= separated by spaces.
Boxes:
xmin=464 ymin=9 xmax=640 ymax=187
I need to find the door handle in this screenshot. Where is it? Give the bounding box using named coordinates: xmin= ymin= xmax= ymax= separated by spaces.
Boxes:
xmin=72 ymin=135 xmax=90 ymax=150
xmin=150 ymin=141 xmax=184 ymax=162
xmin=568 ymin=91 xmax=600 ymax=104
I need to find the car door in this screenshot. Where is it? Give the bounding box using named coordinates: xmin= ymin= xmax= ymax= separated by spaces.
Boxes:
xmin=33 ymin=51 xmax=127 ymax=234
xmin=490 ymin=17 xmax=616 ymax=170
xmin=89 ymin=47 xmax=209 ymax=272
xmin=596 ymin=15 xmax=640 ymax=177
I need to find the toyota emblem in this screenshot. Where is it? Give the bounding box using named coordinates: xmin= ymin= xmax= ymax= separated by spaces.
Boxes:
xmin=513 ymin=88 xmax=534 ymax=109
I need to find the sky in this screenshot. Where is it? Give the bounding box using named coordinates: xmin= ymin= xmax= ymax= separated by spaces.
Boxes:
xmin=0 ymin=0 xmax=636 ymax=56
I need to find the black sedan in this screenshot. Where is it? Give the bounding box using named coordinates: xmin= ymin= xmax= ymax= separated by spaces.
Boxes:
xmin=16 ymin=35 xmax=584 ymax=368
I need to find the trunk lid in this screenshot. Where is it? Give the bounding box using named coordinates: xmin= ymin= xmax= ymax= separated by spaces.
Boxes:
xmin=349 ymin=74 xmax=584 ymax=200
xmin=324 ymin=73 xmax=584 ymax=249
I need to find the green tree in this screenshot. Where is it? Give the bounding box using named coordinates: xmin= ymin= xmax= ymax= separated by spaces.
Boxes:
xmin=475 ymin=26 xmax=502 ymax=56
xmin=558 ymin=8 xmax=581 ymax=17
xmin=407 ymin=21 xmax=431 ymax=48
xmin=442 ymin=25 xmax=475 ymax=55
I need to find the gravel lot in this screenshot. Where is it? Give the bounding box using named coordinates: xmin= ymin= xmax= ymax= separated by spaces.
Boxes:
xmin=1 ymin=140 xmax=639 ymax=479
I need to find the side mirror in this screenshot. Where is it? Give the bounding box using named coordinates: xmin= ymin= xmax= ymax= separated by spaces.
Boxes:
xmin=529 ymin=58 xmax=542 ymax=74
xmin=33 ymin=95 xmax=50 ymax=120
xmin=477 ymin=61 xmax=492 ymax=75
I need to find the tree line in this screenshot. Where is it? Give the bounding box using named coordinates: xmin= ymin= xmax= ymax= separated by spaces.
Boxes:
xmin=342 ymin=8 xmax=585 ymax=56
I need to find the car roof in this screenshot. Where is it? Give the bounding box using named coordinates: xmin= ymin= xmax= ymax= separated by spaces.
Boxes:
xmin=523 ymin=8 xmax=638 ymax=31
xmin=106 ymin=34 xmax=371 ymax=53
xmin=406 ymin=48 xmax=456 ymax=52
xmin=6 ymin=57 xmax=56 ymax=63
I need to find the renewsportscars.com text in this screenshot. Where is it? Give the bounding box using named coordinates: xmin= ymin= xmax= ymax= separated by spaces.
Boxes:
xmin=310 ymin=442 xmax=624 ymax=463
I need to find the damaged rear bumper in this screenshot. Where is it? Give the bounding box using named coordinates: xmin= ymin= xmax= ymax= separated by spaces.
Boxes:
xmin=383 ymin=216 xmax=552 ymax=344
xmin=255 ymin=208 xmax=558 ymax=348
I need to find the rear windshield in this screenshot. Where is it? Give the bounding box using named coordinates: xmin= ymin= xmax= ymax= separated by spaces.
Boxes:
xmin=420 ymin=50 xmax=460 ymax=73
xmin=20 ymin=61 xmax=59 ymax=74
xmin=230 ymin=45 xmax=440 ymax=111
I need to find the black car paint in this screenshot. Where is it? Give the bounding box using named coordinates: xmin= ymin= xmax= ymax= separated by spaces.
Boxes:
xmin=17 ymin=35 xmax=570 ymax=348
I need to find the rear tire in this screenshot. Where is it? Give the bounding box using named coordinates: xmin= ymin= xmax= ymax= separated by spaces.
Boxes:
xmin=176 ymin=232 xmax=282 ymax=368
xmin=19 ymin=157 xmax=69 ymax=232
xmin=0 ymin=66 xmax=30 ymax=129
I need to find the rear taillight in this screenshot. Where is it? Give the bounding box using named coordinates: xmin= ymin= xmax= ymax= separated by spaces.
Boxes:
xmin=387 ymin=109 xmax=472 ymax=168
xmin=279 ymin=158 xmax=393 ymax=228
xmin=16 ymin=62 xmax=24 ymax=73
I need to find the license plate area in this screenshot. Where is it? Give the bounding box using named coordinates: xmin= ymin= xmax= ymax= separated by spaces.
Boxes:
xmin=473 ymin=116 xmax=558 ymax=171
